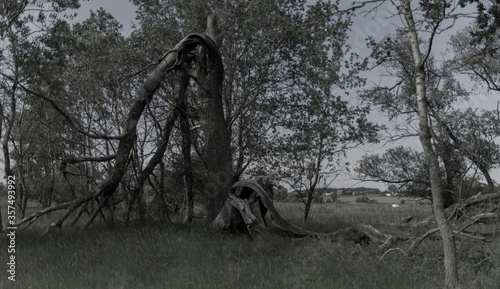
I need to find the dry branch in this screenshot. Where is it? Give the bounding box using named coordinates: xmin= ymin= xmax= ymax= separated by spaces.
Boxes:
xmin=60 ymin=154 xmax=116 ymax=172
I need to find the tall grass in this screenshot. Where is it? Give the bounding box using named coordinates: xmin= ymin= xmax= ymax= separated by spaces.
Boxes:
xmin=275 ymin=201 xmax=431 ymax=232
xmin=1 ymin=201 xmax=499 ymax=289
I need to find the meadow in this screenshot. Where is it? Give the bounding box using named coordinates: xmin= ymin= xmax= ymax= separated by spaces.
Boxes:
xmin=1 ymin=197 xmax=499 ymax=289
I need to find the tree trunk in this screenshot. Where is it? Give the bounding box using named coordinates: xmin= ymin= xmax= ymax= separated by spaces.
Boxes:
xmin=19 ymin=173 xmax=28 ymax=219
xmin=233 ymin=115 xmax=247 ymax=183
xmin=196 ymin=15 xmax=233 ymax=223
xmin=42 ymin=166 xmax=55 ymax=207
xmin=303 ymin=137 xmax=323 ymax=220
xmin=477 ymin=164 xmax=495 ymax=194
xmin=303 ymin=191 xmax=313 ymax=220
xmin=436 ymin=140 xmax=455 ymax=207
xmin=180 ymin=100 xmax=195 ymax=224
xmin=401 ymin=1 xmax=459 ymax=288
xmin=1 ymin=40 xmax=19 ymax=233
xmin=151 ymin=162 xmax=170 ymax=221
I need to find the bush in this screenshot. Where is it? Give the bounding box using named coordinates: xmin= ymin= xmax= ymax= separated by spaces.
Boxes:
xmin=314 ymin=197 xmax=324 ymax=204
xmin=355 ymin=196 xmax=378 ymax=204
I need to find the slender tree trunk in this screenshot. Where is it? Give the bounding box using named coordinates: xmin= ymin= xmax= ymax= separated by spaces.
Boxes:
xmin=156 ymin=161 xmax=170 ymax=220
xmin=0 ymin=101 xmax=6 ymax=232
xmin=179 ymin=100 xmax=194 ymax=224
xmin=1 ymin=81 xmax=17 ymax=232
xmin=401 ymin=1 xmax=459 ymax=288
xmin=41 ymin=164 xmax=55 ymax=207
xmin=233 ymin=115 xmax=246 ymax=182
xmin=304 ymin=137 xmax=323 ymax=220
xmin=303 ymin=191 xmax=314 ymax=220
xmin=18 ymin=172 xmax=28 ymax=219
xmin=477 ymin=164 xmax=495 ymax=193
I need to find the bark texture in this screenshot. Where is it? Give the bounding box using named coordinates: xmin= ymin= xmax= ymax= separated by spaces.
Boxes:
xmin=196 ymin=14 xmax=233 ymax=223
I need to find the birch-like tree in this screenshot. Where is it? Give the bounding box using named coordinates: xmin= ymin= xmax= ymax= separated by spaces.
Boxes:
xmin=340 ymin=1 xmax=497 ymax=287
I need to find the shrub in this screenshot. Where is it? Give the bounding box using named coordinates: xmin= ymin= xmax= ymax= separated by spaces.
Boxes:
xmin=355 ymin=196 xmax=378 ymax=204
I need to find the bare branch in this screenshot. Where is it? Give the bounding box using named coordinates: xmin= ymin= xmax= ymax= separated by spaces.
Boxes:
xmin=60 ymin=154 xmax=116 ymax=172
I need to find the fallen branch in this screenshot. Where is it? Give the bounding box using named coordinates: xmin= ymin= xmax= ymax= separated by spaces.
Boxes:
xmin=408 ymin=228 xmax=440 ymax=252
xmin=212 ymin=178 xmax=500 ymax=250
xmin=444 ymin=192 xmax=500 ymax=220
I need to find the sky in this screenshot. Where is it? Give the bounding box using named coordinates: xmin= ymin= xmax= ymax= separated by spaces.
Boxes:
xmin=20 ymin=0 xmax=500 ymax=190
xmin=70 ymin=0 xmax=138 ymax=34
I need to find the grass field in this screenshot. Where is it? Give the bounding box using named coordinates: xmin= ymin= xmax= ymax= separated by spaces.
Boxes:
xmin=337 ymin=194 xmax=422 ymax=204
xmin=1 ymin=199 xmax=499 ymax=289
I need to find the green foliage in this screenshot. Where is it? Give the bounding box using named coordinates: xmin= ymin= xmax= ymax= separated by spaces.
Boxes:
xmin=264 ymin=1 xmax=379 ymax=218
xmin=449 ymin=26 xmax=500 ymax=91
xmin=363 ymin=30 xmax=469 ymax=121
xmin=3 ymin=5 xmax=132 ymax=209
xmin=458 ymin=0 xmax=500 ymax=43
xmin=444 ymin=108 xmax=500 ymax=170
xmin=355 ymin=146 xmax=431 ymax=197
xmin=355 ymin=196 xmax=377 ymax=204
xmin=358 ymin=26 xmax=499 ymax=201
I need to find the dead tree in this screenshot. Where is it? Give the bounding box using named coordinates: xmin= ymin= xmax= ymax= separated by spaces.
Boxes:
xmin=14 ymin=19 xmax=231 ymax=233
xmin=212 ymin=177 xmax=500 ymax=250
